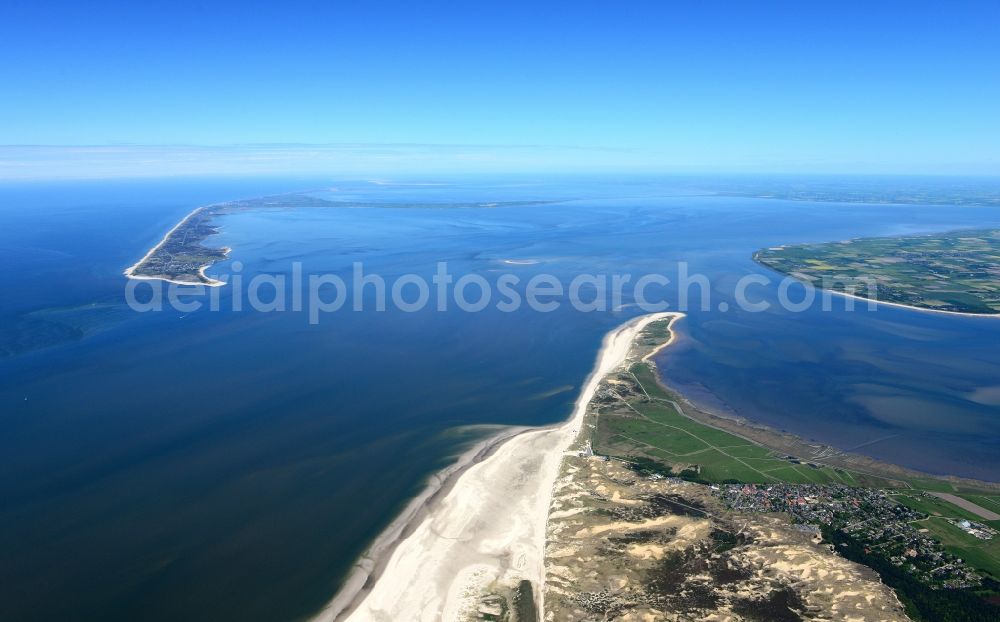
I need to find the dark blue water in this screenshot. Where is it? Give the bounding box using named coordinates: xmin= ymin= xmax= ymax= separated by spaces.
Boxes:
xmin=1 ymin=176 xmax=998 ymax=621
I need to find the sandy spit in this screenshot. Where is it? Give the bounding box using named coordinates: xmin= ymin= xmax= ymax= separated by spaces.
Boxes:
xmin=312 ymin=312 xmax=684 ymax=622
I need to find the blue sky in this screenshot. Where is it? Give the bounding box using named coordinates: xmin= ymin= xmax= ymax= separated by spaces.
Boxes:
xmin=2 ymin=1 xmax=999 ymax=177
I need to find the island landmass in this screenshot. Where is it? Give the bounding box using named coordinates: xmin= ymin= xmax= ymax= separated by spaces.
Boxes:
xmin=124 ymin=193 xmax=562 ymax=286
xmin=714 ymin=178 xmax=1000 ymax=207
xmin=754 ymin=229 xmax=1000 ymax=315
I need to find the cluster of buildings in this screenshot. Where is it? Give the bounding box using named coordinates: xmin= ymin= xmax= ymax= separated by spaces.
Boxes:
xmin=711 ymin=483 xmax=984 ymax=589
xmin=951 ymin=518 xmax=997 ymax=540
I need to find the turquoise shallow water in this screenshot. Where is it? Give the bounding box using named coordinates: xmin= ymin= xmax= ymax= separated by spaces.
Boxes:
xmin=1 ymin=176 xmax=998 ymax=621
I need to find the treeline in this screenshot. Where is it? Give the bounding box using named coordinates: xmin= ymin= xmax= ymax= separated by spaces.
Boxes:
xmin=821 ymin=526 xmax=1000 ymax=622
xmin=623 ymin=455 xmax=715 ymax=484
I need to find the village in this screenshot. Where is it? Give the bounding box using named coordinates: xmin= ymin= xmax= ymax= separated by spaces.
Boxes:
xmin=712 ymin=483 xmax=988 ymax=589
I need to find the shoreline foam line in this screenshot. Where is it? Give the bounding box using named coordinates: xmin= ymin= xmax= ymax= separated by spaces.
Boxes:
xmin=754 ymin=262 xmax=1000 ymax=319
xmin=312 ymin=311 xmax=683 ymax=622
xmin=313 ymin=425 xmax=529 ymax=621
xmin=123 ymin=205 xmax=228 ymax=287
xmin=825 ymin=288 xmax=1000 ymax=318
xmin=754 ymin=259 xmax=1000 ymax=318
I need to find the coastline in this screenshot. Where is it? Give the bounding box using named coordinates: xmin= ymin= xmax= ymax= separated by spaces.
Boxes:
xmin=660 ymin=377 xmax=1000 ymax=490
xmin=825 ymin=287 xmax=1000 ymax=318
xmin=314 ymin=424 xmax=529 ymax=621
xmin=752 ymin=257 xmax=1000 ymax=319
xmin=123 ymin=205 xmax=228 ymax=287
xmin=647 ymin=323 xmax=1000 ymax=491
xmin=314 ymin=309 xmax=998 ymax=621
xmin=314 ymin=311 xmax=684 ymax=622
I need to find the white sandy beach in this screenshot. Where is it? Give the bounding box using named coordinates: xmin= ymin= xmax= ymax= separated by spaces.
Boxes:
xmin=314 ymin=311 xmax=683 ymax=622
xmin=827 ymin=288 xmax=1000 ymax=318
xmin=123 ymin=205 xmax=228 ymax=287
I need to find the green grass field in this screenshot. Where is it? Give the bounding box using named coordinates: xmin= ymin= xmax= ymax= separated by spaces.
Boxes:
xmin=891 ymin=492 xmax=1000 ymax=578
xmin=892 ymin=493 xmax=1000 ymax=527
xmin=910 ymin=516 xmax=1000 ymax=579
xmin=593 ymin=362 xmax=901 ymax=487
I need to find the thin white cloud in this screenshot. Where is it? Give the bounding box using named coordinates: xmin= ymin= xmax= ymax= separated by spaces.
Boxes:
xmin=0 ymin=144 xmax=995 ymax=180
